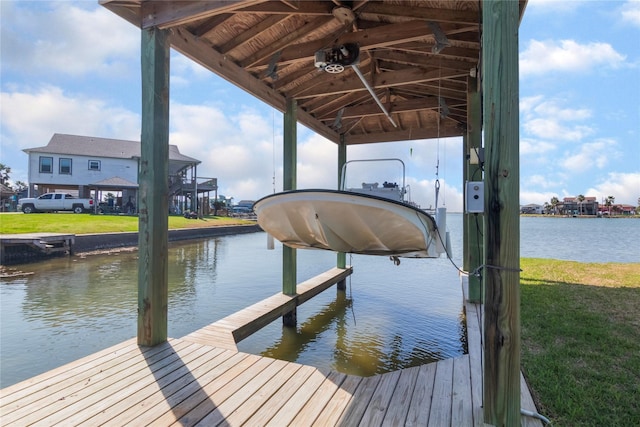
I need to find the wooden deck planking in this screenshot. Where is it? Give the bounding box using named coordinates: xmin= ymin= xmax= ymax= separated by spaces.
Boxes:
xmin=0 ymin=270 xmax=545 ymax=427
xmin=99 ymin=347 xmax=237 ymax=426
xmin=0 ymin=339 xmax=138 ymax=414
xmin=452 ymin=355 xmax=474 ymax=427
xmin=109 ymin=351 xmax=252 ymax=426
xmin=311 ymin=373 xmax=364 ymax=426
xmin=231 ymin=364 xmax=318 ymax=426
xmin=358 ymin=369 xmax=402 ymax=426
xmin=191 ymin=358 xmax=291 ymax=426
xmin=152 ymin=353 xmax=268 ymax=426
xmin=264 ymin=367 xmax=338 ymax=427
xmin=286 ymin=370 xmax=349 ymax=426
xmin=336 ymin=375 xmax=381 ymax=425
xmin=51 ymin=343 xmax=218 ymax=427
xmin=428 ymin=357 xmax=454 ymax=426
xmin=25 ymin=340 xmax=201 ymax=427
xmin=381 ymin=366 xmax=421 ymax=425
xmin=405 ymin=363 xmax=437 ymax=426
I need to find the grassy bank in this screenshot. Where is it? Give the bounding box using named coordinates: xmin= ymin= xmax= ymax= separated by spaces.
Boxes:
xmin=520 ymin=258 xmax=640 ymax=426
xmin=0 ymin=213 xmax=254 ymax=234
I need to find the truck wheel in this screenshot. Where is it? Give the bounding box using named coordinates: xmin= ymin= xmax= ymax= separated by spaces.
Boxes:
xmin=22 ymin=204 xmax=35 ymax=214
xmin=73 ymin=205 xmax=84 ymax=214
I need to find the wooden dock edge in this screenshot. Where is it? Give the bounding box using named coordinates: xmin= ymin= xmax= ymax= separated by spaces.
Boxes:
xmin=182 ymin=266 xmax=353 ymax=350
xmin=460 ymin=273 xmax=543 ymax=427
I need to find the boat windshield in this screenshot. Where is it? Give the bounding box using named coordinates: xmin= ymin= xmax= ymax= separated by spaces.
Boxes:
xmin=340 ymin=158 xmax=406 ymax=202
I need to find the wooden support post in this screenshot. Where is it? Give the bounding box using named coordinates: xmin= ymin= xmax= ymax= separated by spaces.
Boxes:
xmin=282 ymin=97 xmax=297 ymax=326
xmin=138 ymin=27 xmax=170 ymax=347
xmin=466 ymin=75 xmax=483 ymax=303
xmin=482 ymin=1 xmax=521 ymax=425
xmin=336 ymin=137 xmax=347 ymax=290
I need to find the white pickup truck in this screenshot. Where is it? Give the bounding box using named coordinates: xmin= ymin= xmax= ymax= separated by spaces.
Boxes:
xmin=18 ymin=193 xmax=95 ymax=214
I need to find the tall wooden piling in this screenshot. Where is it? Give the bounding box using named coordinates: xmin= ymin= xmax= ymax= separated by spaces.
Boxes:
xmin=336 ymin=138 xmax=347 ymax=290
xmin=466 ymin=75 xmax=483 ymax=303
xmin=282 ymin=97 xmax=297 ymax=326
xmin=482 ymin=0 xmax=521 ymax=425
xmin=138 ymin=27 xmax=170 ymax=346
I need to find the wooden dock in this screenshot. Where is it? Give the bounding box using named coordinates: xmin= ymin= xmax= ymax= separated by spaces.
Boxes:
xmin=182 ymin=267 xmax=354 ymax=351
xmin=0 ymin=233 xmax=75 ymax=264
xmin=0 ymin=269 xmax=543 ymax=426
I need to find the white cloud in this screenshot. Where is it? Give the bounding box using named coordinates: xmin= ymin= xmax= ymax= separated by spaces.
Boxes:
xmin=620 ymin=0 xmax=640 ymax=27
xmin=521 ymin=97 xmax=595 ymax=142
xmin=520 ymin=189 xmax=560 ymax=206
xmin=520 ymin=39 xmax=626 ymax=77
xmin=520 ymin=138 xmax=557 ymax=156
xmin=560 ymin=139 xmax=619 ymax=172
xmin=0 ymin=86 xmax=140 ymax=149
xmin=1 ymin=2 xmax=139 ymax=77
xmin=586 ymin=172 xmax=640 ymax=206
xmin=524 ymin=118 xmax=594 ymax=141
xmin=525 ymin=174 xmax=560 ymax=190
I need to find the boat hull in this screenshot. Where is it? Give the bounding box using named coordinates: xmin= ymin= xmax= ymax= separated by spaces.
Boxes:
xmin=253 ymin=190 xmax=440 ymax=258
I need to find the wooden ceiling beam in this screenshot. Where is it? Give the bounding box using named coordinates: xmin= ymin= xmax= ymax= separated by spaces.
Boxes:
xmin=269 ymin=62 xmax=316 ymax=90
xmin=378 ymin=50 xmax=476 ymax=72
xmin=299 ymin=90 xmax=364 ymax=114
xmin=272 ymin=20 xmax=436 ymax=67
xmin=100 ymin=1 xmax=141 ymax=27
xmin=393 ymin=42 xmax=479 ymax=60
xmin=191 ymin=13 xmax=233 ymax=37
xmin=287 ymin=59 xmax=373 ymax=99
xmin=219 ymin=14 xmax=289 ymax=54
xmin=359 ymin=2 xmax=479 ymax=25
xmin=141 ymin=0 xmax=267 ymax=29
xmin=293 ymin=67 xmax=467 ymax=100
xmin=344 ymin=122 xmax=463 ymax=145
xmin=169 ymin=27 xmax=339 ymax=143
xmin=235 ymin=2 xmax=335 ymax=15
xmin=319 ymin=97 xmax=440 ymax=120
xmin=239 ymin=16 xmax=336 ymax=68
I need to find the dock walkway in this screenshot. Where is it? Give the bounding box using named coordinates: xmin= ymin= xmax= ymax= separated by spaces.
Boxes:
xmin=0 ymin=270 xmax=542 ymax=426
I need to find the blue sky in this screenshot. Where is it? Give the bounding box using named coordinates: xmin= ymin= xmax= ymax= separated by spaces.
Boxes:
xmin=1 ymin=0 xmax=639 ymax=211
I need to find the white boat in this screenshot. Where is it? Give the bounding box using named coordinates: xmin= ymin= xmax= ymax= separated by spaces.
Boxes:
xmin=254 ymin=159 xmax=447 ymax=258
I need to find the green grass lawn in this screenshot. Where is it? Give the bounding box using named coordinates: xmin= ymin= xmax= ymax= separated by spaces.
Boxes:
xmin=0 ymin=212 xmax=254 ymax=234
xmin=520 ymin=258 xmax=640 ymax=426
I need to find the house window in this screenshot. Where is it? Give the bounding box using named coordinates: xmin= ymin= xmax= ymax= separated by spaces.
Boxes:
xmin=39 ymin=157 xmax=53 ymax=173
xmin=59 ymin=158 xmax=72 ymax=175
xmin=88 ymin=160 xmax=101 ymax=171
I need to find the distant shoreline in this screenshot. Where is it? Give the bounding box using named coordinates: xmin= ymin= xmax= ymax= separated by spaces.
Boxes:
xmin=520 ymin=214 xmax=638 ymax=219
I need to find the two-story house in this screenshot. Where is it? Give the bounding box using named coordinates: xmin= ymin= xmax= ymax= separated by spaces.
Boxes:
xmin=23 ymin=133 xmax=216 ymax=212
xmin=560 ymin=196 xmax=599 ymax=216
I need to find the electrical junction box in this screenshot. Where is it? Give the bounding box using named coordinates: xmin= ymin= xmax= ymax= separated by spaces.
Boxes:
xmin=466 ymin=181 xmax=484 ymax=213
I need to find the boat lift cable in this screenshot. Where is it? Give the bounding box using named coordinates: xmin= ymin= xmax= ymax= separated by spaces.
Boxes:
xmin=348 ymin=254 xmax=357 ymax=326
xmin=435 ymin=59 xmax=443 ymax=210
xmin=272 ymin=109 xmax=276 ymax=194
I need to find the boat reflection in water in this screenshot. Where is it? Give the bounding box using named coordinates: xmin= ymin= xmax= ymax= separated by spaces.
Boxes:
xmin=256 ymin=290 xmax=465 ymax=377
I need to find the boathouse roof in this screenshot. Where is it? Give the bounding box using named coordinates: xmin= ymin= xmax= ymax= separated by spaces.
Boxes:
xmin=100 ymin=0 xmax=527 ymax=145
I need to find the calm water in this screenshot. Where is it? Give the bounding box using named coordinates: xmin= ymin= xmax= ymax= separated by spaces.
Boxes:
xmin=1 ymin=215 xmax=638 ymax=388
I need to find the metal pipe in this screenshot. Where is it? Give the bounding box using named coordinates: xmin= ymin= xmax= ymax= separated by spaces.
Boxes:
xmin=351 ymin=65 xmax=398 ymax=128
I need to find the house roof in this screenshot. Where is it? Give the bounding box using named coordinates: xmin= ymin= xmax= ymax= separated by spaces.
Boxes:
xmin=24 ymin=133 xmax=199 ymax=163
xmin=101 ymin=1 xmax=527 ymax=146
xmin=23 ymin=133 xmax=200 ymax=175
xmin=0 ymin=183 xmax=15 ymax=197
xmin=90 ymin=176 xmax=139 ymax=188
